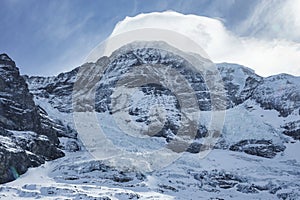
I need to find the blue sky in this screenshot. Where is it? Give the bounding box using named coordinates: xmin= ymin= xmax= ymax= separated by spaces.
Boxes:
xmin=1 ymin=0 xmax=299 ymax=76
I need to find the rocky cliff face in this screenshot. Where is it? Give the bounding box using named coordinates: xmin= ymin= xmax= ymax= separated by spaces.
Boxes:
xmin=24 ymin=42 xmax=300 ymax=159
xmin=0 ymin=54 xmax=41 ymax=132
xmin=24 ymin=68 xmax=78 ymax=114
xmin=0 ymin=54 xmax=64 ymax=184
xmin=217 ymin=63 xmax=263 ymax=107
xmin=251 ymin=74 xmax=300 ymax=117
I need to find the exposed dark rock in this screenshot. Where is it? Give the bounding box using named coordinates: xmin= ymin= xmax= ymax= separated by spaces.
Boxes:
xmin=236 ymin=184 xmax=259 ymax=193
xmin=195 ymin=124 xmax=208 ymax=139
xmin=24 ymin=67 xmax=79 ymax=113
xmin=51 ymin=160 xmax=146 ymax=184
xmin=193 ymin=170 xmax=246 ymax=190
xmin=38 ymin=106 xmax=77 ymax=139
xmin=60 ymin=140 xmax=81 ymax=152
xmin=0 ymin=128 xmax=64 ymax=183
xmin=112 ymin=174 xmax=133 ymax=183
xmin=282 ymin=120 xmax=300 ymax=140
xmin=0 ymin=54 xmax=16 ymax=68
xmin=277 ymin=191 xmax=300 ymax=200
xmin=186 ymin=142 xmax=202 ymax=153
xmin=115 ymin=192 xmax=140 ymax=200
xmin=217 ymin=63 xmax=263 ymax=108
xmin=95 ymin=45 xmax=221 ymax=115
xmin=251 ymin=74 xmax=300 ymax=117
xmin=158 ymin=184 xmax=179 ymax=192
xmin=229 ymin=139 xmax=286 ymax=158
xmin=0 ymin=147 xmax=34 ymax=184
xmin=0 ymin=54 xmax=64 ymax=184
xmin=0 ymin=55 xmax=41 ymax=132
xmin=218 ymin=181 xmax=238 ymax=189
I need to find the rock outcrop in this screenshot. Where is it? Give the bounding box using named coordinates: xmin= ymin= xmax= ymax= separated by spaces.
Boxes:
xmin=0 ymin=54 xmax=64 ymax=184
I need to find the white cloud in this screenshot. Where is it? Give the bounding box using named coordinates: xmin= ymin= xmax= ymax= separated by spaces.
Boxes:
xmin=110 ymin=11 xmax=300 ymax=77
xmin=238 ymin=0 xmax=300 ymax=42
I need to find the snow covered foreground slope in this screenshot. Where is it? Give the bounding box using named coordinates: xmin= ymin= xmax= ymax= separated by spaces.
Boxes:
xmin=1 ymin=42 xmax=300 ymax=199
xmin=1 ymin=131 xmax=300 ymax=199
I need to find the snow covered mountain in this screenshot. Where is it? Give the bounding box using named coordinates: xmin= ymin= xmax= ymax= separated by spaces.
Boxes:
xmin=0 ymin=42 xmax=300 ymax=199
xmin=24 ymin=42 xmax=299 ymax=156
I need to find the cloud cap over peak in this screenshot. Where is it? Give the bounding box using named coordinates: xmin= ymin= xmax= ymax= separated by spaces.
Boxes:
xmin=112 ymin=11 xmax=300 ymax=77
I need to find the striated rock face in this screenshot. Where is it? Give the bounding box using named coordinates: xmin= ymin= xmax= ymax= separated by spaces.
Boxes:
xmin=282 ymin=120 xmax=300 ymax=140
xmin=0 ymin=127 xmax=64 ymax=183
xmin=0 ymin=54 xmax=64 ymax=184
xmin=51 ymin=160 xmax=146 ymax=184
xmin=229 ymin=139 xmax=286 ymax=158
xmin=251 ymin=74 xmax=300 ymax=117
xmin=24 ymin=68 xmax=78 ymax=114
xmin=94 ymin=48 xmax=203 ymax=141
xmin=0 ymin=54 xmax=41 ymax=132
xmin=23 ymin=42 xmax=300 ymax=160
xmin=216 ymin=63 xmax=263 ymax=108
xmin=95 ymin=46 xmax=215 ymax=113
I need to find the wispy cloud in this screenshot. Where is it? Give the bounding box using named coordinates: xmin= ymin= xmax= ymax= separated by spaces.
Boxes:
xmin=237 ymin=0 xmax=300 ymax=42
xmin=37 ymin=1 xmax=94 ymax=41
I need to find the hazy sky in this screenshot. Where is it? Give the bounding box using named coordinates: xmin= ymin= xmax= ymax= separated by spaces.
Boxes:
xmin=1 ymin=0 xmax=299 ymax=76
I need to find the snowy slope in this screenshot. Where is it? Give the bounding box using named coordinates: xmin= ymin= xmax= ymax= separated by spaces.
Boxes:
xmin=1 ymin=42 xmax=300 ymax=199
xmin=1 ymin=112 xmax=300 ymax=199
xmin=1 ymin=105 xmax=300 ymax=199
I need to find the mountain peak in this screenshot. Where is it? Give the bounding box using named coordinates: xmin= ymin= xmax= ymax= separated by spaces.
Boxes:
xmin=0 ymin=53 xmax=16 ymax=67
xmin=0 ymin=53 xmax=12 ymax=61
